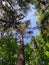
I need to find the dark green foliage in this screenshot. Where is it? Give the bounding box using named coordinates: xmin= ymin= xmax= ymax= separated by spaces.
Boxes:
xmin=0 ymin=37 xmax=18 ymax=65
xmin=24 ymin=34 xmax=49 ymax=65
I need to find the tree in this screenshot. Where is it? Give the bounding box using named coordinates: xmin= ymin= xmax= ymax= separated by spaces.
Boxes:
xmin=24 ymin=1 xmax=49 ymax=65
xmin=26 ymin=33 xmax=49 ymax=65
xmin=33 ymin=0 xmax=49 ymax=65
xmin=0 ymin=0 xmax=49 ymax=65
xmin=0 ymin=0 xmax=33 ymax=65
xmin=0 ymin=37 xmax=18 ymax=65
xmin=34 ymin=0 xmax=49 ymax=42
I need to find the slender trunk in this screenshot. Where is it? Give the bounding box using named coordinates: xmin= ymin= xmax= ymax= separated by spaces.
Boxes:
xmin=17 ymin=34 xmax=25 ymax=65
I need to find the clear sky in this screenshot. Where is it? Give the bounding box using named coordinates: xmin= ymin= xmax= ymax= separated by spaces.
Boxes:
xmin=23 ymin=4 xmax=40 ymax=44
xmin=23 ymin=5 xmax=39 ymax=36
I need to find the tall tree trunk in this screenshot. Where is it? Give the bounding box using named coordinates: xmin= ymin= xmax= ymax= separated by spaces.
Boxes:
xmin=17 ymin=34 xmax=25 ymax=65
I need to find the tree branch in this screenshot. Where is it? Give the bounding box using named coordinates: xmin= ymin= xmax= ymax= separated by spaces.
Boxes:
xmin=0 ymin=18 xmax=8 ymax=22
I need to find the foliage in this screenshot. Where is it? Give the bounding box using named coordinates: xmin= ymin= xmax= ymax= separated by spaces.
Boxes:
xmin=0 ymin=34 xmax=49 ymax=65
xmin=0 ymin=0 xmax=49 ymax=65
xmin=0 ymin=37 xmax=18 ymax=65
xmin=34 ymin=0 xmax=49 ymax=65
xmin=25 ymin=33 xmax=49 ymax=65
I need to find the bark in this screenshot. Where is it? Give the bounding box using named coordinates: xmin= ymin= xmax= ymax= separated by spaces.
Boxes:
xmin=16 ymin=34 xmax=25 ymax=65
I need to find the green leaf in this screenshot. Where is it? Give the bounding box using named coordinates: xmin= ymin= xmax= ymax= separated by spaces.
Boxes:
xmin=46 ymin=43 xmax=49 ymax=47
xmin=44 ymin=51 xmax=49 ymax=58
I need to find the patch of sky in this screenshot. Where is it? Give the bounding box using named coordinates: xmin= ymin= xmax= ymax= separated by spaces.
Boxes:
xmin=14 ymin=4 xmax=40 ymax=44
xmin=13 ymin=4 xmax=40 ymax=44
xmin=22 ymin=5 xmax=40 ymax=44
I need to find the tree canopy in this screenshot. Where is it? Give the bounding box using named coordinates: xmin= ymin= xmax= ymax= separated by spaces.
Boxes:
xmin=0 ymin=0 xmax=49 ymax=65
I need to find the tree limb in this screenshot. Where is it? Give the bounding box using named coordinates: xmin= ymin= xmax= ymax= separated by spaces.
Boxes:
xmin=0 ymin=18 xmax=9 ymax=22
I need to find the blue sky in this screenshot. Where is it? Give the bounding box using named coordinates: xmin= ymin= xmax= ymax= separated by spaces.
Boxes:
xmin=13 ymin=2 xmax=39 ymax=37
xmin=23 ymin=5 xmax=39 ymax=36
xmin=23 ymin=5 xmax=40 ymax=44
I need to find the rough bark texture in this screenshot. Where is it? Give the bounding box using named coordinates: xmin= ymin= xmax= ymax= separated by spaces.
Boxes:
xmin=17 ymin=34 xmax=25 ymax=65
